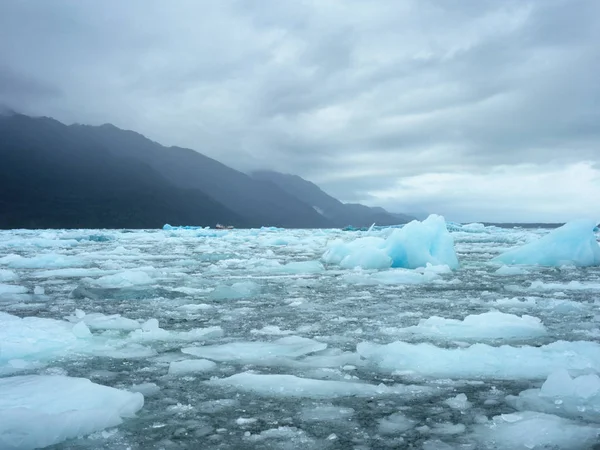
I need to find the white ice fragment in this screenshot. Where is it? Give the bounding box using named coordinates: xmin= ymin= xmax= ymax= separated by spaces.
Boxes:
xmin=358 ymin=340 xmax=600 ymax=380
xmin=396 ymin=311 xmax=547 ymax=341
xmin=209 ymin=281 xmax=260 ymax=300
xmin=235 ymin=417 xmax=257 ymax=426
xmin=0 ymin=375 xmax=143 ymax=449
xmin=507 ymin=369 xmax=600 ymax=422
xmin=0 ymin=284 xmax=27 ymax=295
xmin=250 ymin=325 xmax=293 ymax=336
xmin=0 ymin=269 xmax=18 ymax=282
xmin=299 ymin=405 xmax=355 ymax=422
xmin=168 ymin=359 xmax=217 ymax=375
xmin=472 ymin=411 xmax=600 ymax=449
xmin=493 ymin=219 xmax=600 ymax=267
xmin=130 ymin=383 xmax=160 ymax=397
xmin=445 ymin=393 xmax=472 ymax=410
xmin=72 ymin=321 xmax=92 ymax=338
xmin=207 ymin=371 xmax=434 ymax=398
xmin=91 ymin=270 xmax=154 ymax=288
xmin=323 ymin=215 xmax=459 ymax=270
xmin=182 ymin=336 xmax=326 ymax=363
xmin=378 ymin=412 xmax=416 ymax=435
xmin=33 ymin=286 xmax=45 ymax=295
xmin=129 ymin=325 xmax=223 ymax=342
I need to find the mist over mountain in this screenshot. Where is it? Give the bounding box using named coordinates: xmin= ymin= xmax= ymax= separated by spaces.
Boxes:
xmin=251 ymin=170 xmax=414 ymax=227
xmin=0 ymin=113 xmax=413 ymax=229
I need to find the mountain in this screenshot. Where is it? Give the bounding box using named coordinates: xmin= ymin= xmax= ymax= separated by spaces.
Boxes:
xmin=0 ymin=114 xmax=245 ymax=229
xmin=251 ymin=170 xmax=415 ymax=227
xmin=0 ymin=114 xmax=337 ymax=229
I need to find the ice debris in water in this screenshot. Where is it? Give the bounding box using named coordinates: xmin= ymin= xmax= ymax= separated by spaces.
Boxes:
xmin=358 ymin=340 xmax=600 ymax=380
xmin=493 ymin=219 xmax=600 ymax=267
xmin=323 ymin=214 xmax=459 ymax=270
xmin=209 ymin=281 xmax=260 ymax=300
xmin=394 ymin=311 xmax=547 ymax=341
xmin=91 ymin=270 xmax=154 ymax=288
xmin=472 ymin=411 xmax=600 ymax=450
xmin=507 ymin=369 xmax=600 ymax=422
xmin=207 ymin=372 xmax=434 ymax=399
xmin=168 ymin=359 xmax=217 ymax=375
xmin=0 ymin=375 xmax=143 ymax=450
xmin=182 ymin=336 xmax=327 ymax=363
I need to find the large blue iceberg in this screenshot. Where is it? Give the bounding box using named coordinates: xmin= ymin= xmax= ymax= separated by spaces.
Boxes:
xmin=493 ymin=219 xmax=600 ymax=267
xmin=323 ymin=214 xmax=459 ymax=270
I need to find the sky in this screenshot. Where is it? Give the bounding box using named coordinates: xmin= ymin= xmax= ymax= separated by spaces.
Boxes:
xmin=1 ymin=0 xmax=599 ymax=223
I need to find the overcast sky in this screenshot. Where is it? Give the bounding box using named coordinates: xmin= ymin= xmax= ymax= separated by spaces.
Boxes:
xmin=1 ymin=0 xmax=599 ymax=222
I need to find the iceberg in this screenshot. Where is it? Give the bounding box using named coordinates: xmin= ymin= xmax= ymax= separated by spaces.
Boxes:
xmin=358 ymin=339 xmax=600 ymax=380
xmin=493 ymin=219 xmax=600 ymax=267
xmin=507 ymin=369 xmax=600 ymax=422
xmin=394 ymin=311 xmax=547 ymax=341
xmin=323 ymin=215 xmax=459 ymax=270
xmin=0 ymin=375 xmax=143 ymax=449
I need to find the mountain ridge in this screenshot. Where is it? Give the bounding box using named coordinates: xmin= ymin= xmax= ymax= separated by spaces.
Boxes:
xmin=0 ymin=113 xmax=414 ymax=229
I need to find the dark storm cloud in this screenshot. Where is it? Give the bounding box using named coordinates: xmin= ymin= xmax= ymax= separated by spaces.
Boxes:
xmin=0 ymin=0 xmax=598 ymax=221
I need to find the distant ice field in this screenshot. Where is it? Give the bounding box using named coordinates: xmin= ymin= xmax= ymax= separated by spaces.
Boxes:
xmin=0 ymin=218 xmax=599 ymax=449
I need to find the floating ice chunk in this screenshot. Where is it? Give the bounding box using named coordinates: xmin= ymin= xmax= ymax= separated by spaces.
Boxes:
xmin=340 ymin=247 xmax=392 ymax=270
xmin=0 ymin=284 xmax=27 ymax=295
xmin=323 ymin=215 xmax=459 ymax=270
xmin=168 ymin=359 xmax=217 ymax=375
xmin=130 ymin=382 xmax=160 ymax=397
xmin=493 ymin=219 xmax=600 ymax=267
xmin=208 ymin=372 xmax=433 ymax=398
xmin=176 ymin=303 xmax=214 ymax=312
xmin=472 ymin=411 xmax=600 ymax=449
xmin=507 ymin=369 xmax=600 ymax=422
xmin=33 ymin=286 xmax=44 ymax=295
xmin=529 ymin=280 xmax=600 ymax=291
xmin=91 ymin=270 xmax=154 ymax=288
xmin=0 ymin=375 xmax=143 ymax=450
xmin=0 ymin=312 xmax=154 ymax=364
xmin=299 ymin=405 xmax=355 ymax=422
xmin=209 ymin=281 xmax=260 ymax=300
xmin=0 ymin=253 xmax=86 ymax=269
xmin=378 ymin=412 xmax=416 ymax=434
xmin=251 ymin=325 xmax=294 ymax=335
xmin=182 ymin=336 xmax=326 ymax=363
xmin=0 ymin=312 xmax=87 ymax=362
xmin=32 ymin=268 xmax=115 ymax=279
xmin=244 ymin=426 xmax=317 ymax=447
xmin=68 ymin=313 xmax=142 ymax=331
xmin=445 ymin=393 xmax=472 ymax=410
xmin=494 ymin=265 xmax=529 ymax=276
xmin=385 ymin=215 xmax=459 ymax=269
xmin=358 ymin=340 xmax=600 ymax=380
xmin=395 ymin=312 xmax=547 ymax=341
xmin=129 ymin=323 xmax=223 ymax=342
xmin=0 ymin=269 xmax=18 ymax=282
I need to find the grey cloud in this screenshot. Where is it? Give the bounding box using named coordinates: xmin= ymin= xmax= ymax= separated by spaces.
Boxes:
xmin=0 ymin=0 xmax=598 ymax=221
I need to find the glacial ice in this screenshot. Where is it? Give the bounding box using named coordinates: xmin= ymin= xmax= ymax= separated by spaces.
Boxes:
xmin=323 ymin=214 xmax=459 ymax=270
xmin=0 ymin=375 xmax=143 ymax=450
xmin=168 ymin=358 xmax=217 ymax=375
xmin=507 ymin=369 xmax=600 ymax=422
xmin=1 ymin=223 xmax=600 ymax=448
xmin=472 ymin=411 xmax=600 ymax=449
xmin=358 ymin=340 xmax=600 ymax=380
xmin=182 ymin=336 xmax=327 ymax=363
xmin=394 ymin=311 xmax=547 ymax=341
xmin=207 ymin=372 xmax=434 ymax=398
xmin=493 ymin=219 xmax=600 ymax=267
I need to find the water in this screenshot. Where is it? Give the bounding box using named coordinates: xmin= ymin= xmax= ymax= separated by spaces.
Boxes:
xmin=1 ymin=225 xmax=599 ymax=449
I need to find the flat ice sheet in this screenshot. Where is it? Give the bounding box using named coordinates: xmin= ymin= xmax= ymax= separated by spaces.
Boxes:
xmin=0 ymin=375 xmax=143 ymax=449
